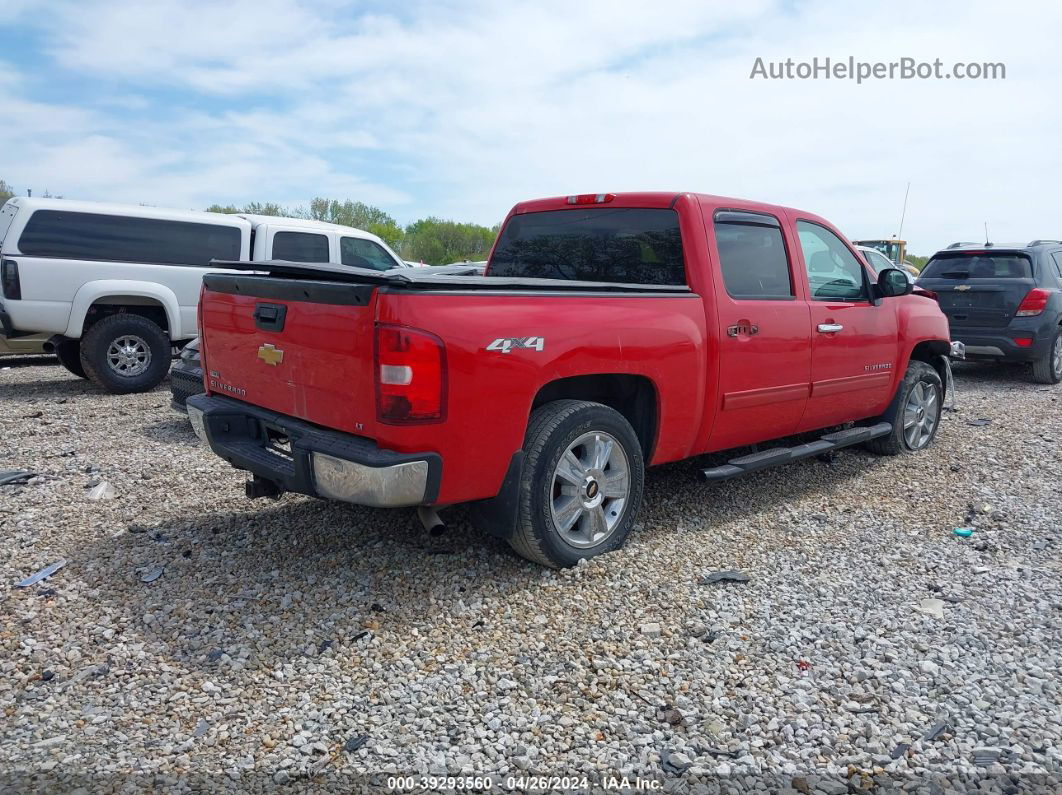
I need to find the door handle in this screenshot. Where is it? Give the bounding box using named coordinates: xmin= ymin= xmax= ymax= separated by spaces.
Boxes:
xmin=727 ymin=322 xmax=759 ymax=337
xmin=817 ymin=323 xmax=844 ymax=333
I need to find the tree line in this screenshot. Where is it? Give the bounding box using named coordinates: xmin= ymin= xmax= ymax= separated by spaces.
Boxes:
xmin=206 ymin=198 xmax=499 ymax=265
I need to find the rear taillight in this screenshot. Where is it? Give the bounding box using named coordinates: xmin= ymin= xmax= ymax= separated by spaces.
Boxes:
xmin=566 ymin=193 xmax=615 ymax=205
xmin=196 ymin=285 xmax=206 ymax=371
xmin=913 ymin=287 xmax=939 ymax=302
xmin=375 ymin=324 xmax=447 ymax=424
xmin=1016 ymin=288 xmax=1050 ymax=317
xmin=1013 ymin=337 xmax=1034 ymax=347
xmin=1 ymin=259 xmax=21 ymax=299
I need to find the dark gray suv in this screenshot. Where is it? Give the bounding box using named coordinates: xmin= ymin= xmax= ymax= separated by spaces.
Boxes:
xmin=917 ymin=241 xmax=1062 ymax=384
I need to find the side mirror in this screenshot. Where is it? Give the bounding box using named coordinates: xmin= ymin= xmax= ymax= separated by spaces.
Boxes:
xmin=877 ymin=268 xmax=913 ymax=298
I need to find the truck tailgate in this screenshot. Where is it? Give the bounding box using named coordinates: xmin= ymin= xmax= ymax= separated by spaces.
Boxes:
xmin=199 ymin=275 xmax=376 ymax=435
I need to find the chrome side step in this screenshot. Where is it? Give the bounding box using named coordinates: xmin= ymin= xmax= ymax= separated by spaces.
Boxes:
xmin=701 ymin=422 xmax=892 ymax=482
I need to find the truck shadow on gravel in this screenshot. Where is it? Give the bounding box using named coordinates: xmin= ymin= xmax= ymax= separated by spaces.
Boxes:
xmin=0 ymin=373 xmax=93 ymax=401
xmin=135 ymin=416 xmax=201 ymax=447
xmin=0 ymin=355 xmax=58 ymax=369
xmin=63 ymin=443 xmax=890 ymax=672
xmin=951 ymin=360 xmax=1048 ymax=386
xmin=0 ymin=364 xmax=173 ymax=401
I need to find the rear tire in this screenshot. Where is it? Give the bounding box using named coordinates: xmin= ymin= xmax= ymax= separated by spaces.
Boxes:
xmin=1032 ymin=330 xmax=1062 ymax=385
xmin=80 ymin=314 xmax=172 ymax=394
xmin=509 ymin=400 xmax=645 ymax=568
xmin=54 ymin=340 xmax=87 ymax=379
xmin=866 ymin=360 xmax=943 ymax=456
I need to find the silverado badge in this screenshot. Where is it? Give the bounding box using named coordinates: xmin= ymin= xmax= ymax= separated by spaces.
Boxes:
xmin=257 ymin=343 xmax=284 ymax=366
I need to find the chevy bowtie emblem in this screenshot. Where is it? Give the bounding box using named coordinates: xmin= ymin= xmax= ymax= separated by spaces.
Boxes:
xmin=954 ymin=285 xmax=972 ymax=291
xmin=257 ymin=343 xmax=284 ymax=366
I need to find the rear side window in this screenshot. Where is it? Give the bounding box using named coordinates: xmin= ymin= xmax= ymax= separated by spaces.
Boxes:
xmin=340 ymin=236 xmax=399 ymax=271
xmin=921 ymin=254 xmax=1032 ymax=280
xmin=796 ymin=221 xmax=868 ymax=301
xmin=1050 ymin=252 xmax=1062 ymax=280
xmin=489 ymin=208 xmax=685 ymax=285
xmin=271 ymin=231 xmax=329 ymax=262
xmin=712 ymin=211 xmax=793 ymax=299
xmin=863 ymin=249 xmax=894 ymax=275
xmin=0 ymin=202 xmax=18 ymax=247
xmin=18 ymin=210 xmax=242 ymax=265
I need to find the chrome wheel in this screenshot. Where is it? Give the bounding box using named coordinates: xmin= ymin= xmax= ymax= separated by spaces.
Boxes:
xmin=1053 ymin=335 xmax=1062 ymax=377
xmin=902 ymin=380 xmax=939 ymax=450
xmin=550 ymin=431 xmax=630 ymax=549
xmin=106 ymin=334 xmax=152 ymax=377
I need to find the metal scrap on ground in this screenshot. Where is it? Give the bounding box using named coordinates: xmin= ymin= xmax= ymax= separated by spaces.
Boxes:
xmin=700 ymin=569 xmax=751 ymax=585
xmin=16 ymin=560 xmax=67 ymax=588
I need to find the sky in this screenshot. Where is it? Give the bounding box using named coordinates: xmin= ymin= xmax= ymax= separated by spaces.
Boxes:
xmin=0 ymin=0 xmax=1058 ymax=255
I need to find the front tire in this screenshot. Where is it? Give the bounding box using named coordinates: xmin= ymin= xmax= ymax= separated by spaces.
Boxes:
xmin=80 ymin=314 xmax=172 ymax=394
xmin=54 ymin=340 xmax=87 ymax=379
xmin=866 ymin=360 xmax=943 ymax=456
xmin=1032 ymin=329 xmax=1062 ymax=385
xmin=509 ymin=400 xmax=645 ymax=568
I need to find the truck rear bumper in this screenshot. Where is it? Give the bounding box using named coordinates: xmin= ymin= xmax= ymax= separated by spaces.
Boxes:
xmin=185 ymin=394 xmax=441 ymax=508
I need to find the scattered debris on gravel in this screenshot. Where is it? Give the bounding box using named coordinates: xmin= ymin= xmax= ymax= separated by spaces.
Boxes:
xmin=1 ymin=361 xmax=1059 ymax=790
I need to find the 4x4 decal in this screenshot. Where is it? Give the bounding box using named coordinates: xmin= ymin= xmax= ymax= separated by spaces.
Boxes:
xmin=486 ymin=337 xmax=545 ymax=354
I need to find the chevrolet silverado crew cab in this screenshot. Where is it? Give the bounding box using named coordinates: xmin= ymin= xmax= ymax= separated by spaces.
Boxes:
xmin=0 ymin=198 xmax=404 ymax=393
xmin=187 ymin=192 xmax=955 ymax=567
xmin=916 ymin=241 xmax=1062 ymax=384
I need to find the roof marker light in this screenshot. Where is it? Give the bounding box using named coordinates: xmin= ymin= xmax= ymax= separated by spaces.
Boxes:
xmin=566 ymin=193 xmax=616 ymax=205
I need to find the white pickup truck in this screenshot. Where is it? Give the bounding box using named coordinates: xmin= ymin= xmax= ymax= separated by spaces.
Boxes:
xmin=0 ymin=198 xmax=405 ymax=392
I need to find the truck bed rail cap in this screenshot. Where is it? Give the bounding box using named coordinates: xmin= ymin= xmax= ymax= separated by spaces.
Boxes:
xmin=207 ymin=260 xmax=693 ymax=294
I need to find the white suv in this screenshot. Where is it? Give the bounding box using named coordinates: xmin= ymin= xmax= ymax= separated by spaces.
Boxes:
xmin=0 ymin=198 xmax=404 ymax=393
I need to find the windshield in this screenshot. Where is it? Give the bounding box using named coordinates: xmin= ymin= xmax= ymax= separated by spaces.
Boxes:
xmin=921 ymin=253 xmax=1032 ymax=280
xmin=489 ymin=208 xmax=686 ymax=285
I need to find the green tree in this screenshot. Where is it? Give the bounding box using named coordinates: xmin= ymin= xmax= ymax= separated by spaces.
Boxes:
xmin=205 ymin=201 xmax=305 ymax=217
xmin=401 ymin=217 xmax=497 ymax=265
xmin=202 ymin=196 xmax=498 ymax=263
xmin=0 ymin=179 xmax=13 ymax=205
xmin=308 ymin=198 xmax=403 ymax=248
xmin=906 ymin=254 xmax=928 ymax=272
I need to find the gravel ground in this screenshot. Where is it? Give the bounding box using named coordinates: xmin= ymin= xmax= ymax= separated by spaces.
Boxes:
xmin=0 ymin=359 xmax=1059 ymax=794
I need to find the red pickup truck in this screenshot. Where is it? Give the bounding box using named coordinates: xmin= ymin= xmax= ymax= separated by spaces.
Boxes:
xmin=187 ymin=192 xmax=955 ymax=567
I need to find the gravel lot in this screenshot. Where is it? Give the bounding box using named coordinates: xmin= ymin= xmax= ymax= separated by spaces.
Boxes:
xmin=1 ymin=359 xmax=1059 ymax=793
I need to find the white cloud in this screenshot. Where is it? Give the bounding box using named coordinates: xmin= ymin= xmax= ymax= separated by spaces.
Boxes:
xmin=3 ymin=0 xmax=1060 ymax=252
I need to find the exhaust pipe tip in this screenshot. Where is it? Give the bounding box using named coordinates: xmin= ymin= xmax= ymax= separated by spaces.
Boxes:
xmin=417 ymin=506 xmax=447 ymax=536
xmin=43 ymin=334 xmax=66 ymax=354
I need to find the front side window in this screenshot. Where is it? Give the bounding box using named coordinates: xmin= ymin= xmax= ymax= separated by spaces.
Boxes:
xmin=18 ymin=210 xmax=242 ymax=265
xmin=271 ymin=231 xmax=330 ymax=262
xmin=489 ymin=208 xmax=686 ymax=285
xmin=340 ymin=236 xmax=400 ymax=271
xmin=797 ymin=221 xmax=868 ymax=301
xmin=712 ymin=212 xmax=793 ymax=299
